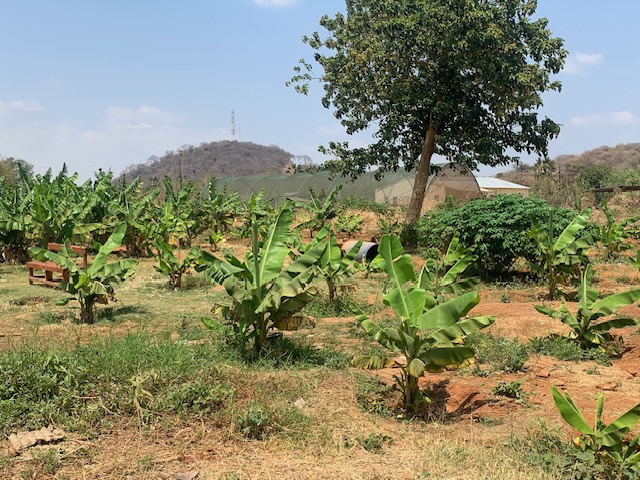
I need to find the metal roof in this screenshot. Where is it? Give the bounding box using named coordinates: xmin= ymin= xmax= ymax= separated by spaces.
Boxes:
xmin=476 ymin=177 xmax=530 ymax=190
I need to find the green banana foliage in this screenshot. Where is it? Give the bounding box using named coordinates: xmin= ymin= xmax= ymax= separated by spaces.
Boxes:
xmin=30 ymin=224 xmax=137 ymax=324
xmin=528 ymin=208 xmax=594 ymax=298
xmin=418 ymin=237 xmax=479 ymax=303
xmin=154 ymin=239 xmax=202 ymax=289
xmin=198 ymin=208 xmax=327 ymax=356
xmin=600 ymin=204 xmax=640 ymax=259
xmin=235 ymin=190 xmax=278 ymax=240
xmin=552 ymin=387 xmax=640 ymax=477
xmin=355 ymin=234 xmax=495 ymax=413
xmin=301 ymin=226 xmax=362 ymax=302
xmin=535 ymin=265 xmax=640 ymax=350
xmin=295 ymin=184 xmax=343 ymax=236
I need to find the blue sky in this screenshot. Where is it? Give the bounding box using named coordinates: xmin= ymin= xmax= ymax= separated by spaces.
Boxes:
xmin=0 ymin=0 xmax=638 ymax=179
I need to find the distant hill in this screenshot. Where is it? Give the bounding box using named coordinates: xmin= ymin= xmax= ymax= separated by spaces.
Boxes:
xmin=119 ymin=141 xmax=295 ymax=183
xmin=498 ymin=143 xmax=640 ymax=185
xmin=554 ymin=143 xmax=640 ymax=171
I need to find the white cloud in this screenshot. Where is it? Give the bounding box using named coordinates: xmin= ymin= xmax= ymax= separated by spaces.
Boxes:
xmin=253 ymin=0 xmax=297 ymax=7
xmin=563 ymin=52 xmax=604 ymax=74
xmin=0 ymin=99 xmax=46 ymax=115
xmin=0 ymin=104 xmax=231 ymax=179
xmin=569 ymin=111 xmax=639 ymax=127
xmin=105 ymin=105 xmax=178 ymax=129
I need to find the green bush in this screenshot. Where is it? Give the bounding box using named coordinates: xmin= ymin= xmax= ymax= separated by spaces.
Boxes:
xmin=415 ymin=195 xmax=597 ymax=279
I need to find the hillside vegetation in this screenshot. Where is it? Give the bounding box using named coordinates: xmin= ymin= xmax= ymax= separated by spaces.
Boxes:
xmin=119 ymin=141 xmax=295 ymax=183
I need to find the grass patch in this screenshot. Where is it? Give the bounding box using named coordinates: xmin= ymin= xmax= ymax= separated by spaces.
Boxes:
xmin=529 ymin=336 xmax=612 ymax=365
xmin=0 ymin=332 xmax=232 ymax=436
xmin=465 ymin=333 xmax=529 ymax=374
xmin=355 ymin=374 xmax=396 ymax=417
xmin=235 ymin=402 xmax=311 ymax=442
xmin=510 ymin=422 xmax=611 ymax=479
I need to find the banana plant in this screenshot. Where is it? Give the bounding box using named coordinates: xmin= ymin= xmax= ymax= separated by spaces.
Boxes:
xmin=355 ymin=234 xmax=495 ymax=414
xmin=552 ymin=387 xmax=640 ymax=477
xmin=205 ymin=178 xmax=241 ymax=234
xmin=295 ymin=184 xmax=343 ymax=236
xmin=600 ymin=204 xmax=640 ymax=259
xmin=198 ymin=208 xmax=327 ymax=356
xmin=154 ymin=239 xmax=202 ymax=289
xmin=30 ymin=224 xmax=137 ymax=324
xmin=302 ymin=227 xmax=362 ymax=303
xmin=0 ymin=184 xmax=32 ymax=263
xmin=418 ymin=237 xmax=479 ymax=303
xmin=235 ymin=190 xmax=277 ymax=240
xmin=535 ymin=265 xmax=640 ymax=350
xmin=528 ymin=208 xmax=594 ymax=299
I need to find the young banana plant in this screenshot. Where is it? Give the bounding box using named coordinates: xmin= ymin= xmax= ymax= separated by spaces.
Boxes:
xmin=299 ymin=226 xmax=362 ymax=303
xmin=600 ymin=203 xmax=640 ymax=259
xmin=535 ymin=265 xmax=640 ymax=350
xmin=528 ymin=208 xmax=594 ymax=299
xmin=418 ymin=237 xmax=479 ymax=303
xmin=355 ymin=234 xmax=495 ymax=414
xmin=30 ymin=224 xmax=138 ymax=324
xmin=154 ymin=239 xmax=202 ymax=289
xmin=198 ymin=208 xmax=327 ymax=356
xmin=294 ymin=184 xmax=343 ymax=236
xmin=552 ymin=386 xmax=640 ymax=476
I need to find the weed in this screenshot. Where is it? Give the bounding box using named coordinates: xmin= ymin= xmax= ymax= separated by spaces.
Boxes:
xmin=159 ymin=380 xmax=234 ymax=416
xmin=511 ymin=422 xmax=607 ymax=479
xmin=474 ymin=416 xmax=505 ymax=427
xmin=35 ymin=311 xmax=65 ymax=324
xmin=136 ymin=455 xmax=154 ymax=472
xmin=31 ymin=448 xmax=60 ymax=475
xmin=500 ymin=292 xmax=511 ymax=303
xmin=352 ymin=433 xmax=393 ymax=454
xmin=585 ymin=366 xmax=600 ymax=375
xmin=235 ymin=403 xmax=310 ymax=441
xmin=492 ymin=381 xmax=525 ymax=400
xmin=355 ymin=374 xmax=396 ymax=417
xmin=530 ymin=336 xmax=612 ymax=366
xmin=616 ymin=275 xmax=632 ymax=284
xmin=466 ymin=333 xmax=529 ymax=373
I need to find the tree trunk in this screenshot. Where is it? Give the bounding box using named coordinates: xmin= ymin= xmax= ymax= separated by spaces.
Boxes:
xmin=406 ymin=124 xmax=438 ymax=225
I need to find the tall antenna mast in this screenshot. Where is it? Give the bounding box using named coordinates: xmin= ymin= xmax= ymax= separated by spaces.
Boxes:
xmin=231 ymin=109 xmax=237 ymax=140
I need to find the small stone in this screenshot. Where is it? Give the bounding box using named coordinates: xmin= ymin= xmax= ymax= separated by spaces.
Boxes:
xmin=176 ymin=472 xmax=199 ymax=480
xmin=294 ymin=398 xmax=306 ymax=409
xmin=536 ymin=369 xmax=551 ymax=378
xmin=596 ymin=382 xmax=618 ymax=392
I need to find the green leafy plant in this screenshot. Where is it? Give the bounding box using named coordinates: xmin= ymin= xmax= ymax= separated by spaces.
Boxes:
xmin=199 ymin=209 xmax=326 ymax=356
xmin=30 ymin=224 xmax=137 ymax=324
xmin=302 ymin=227 xmax=362 ymax=303
xmin=528 ymin=208 xmax=594 ymax=298
xmin=154 ymin=240 xmax=202 ymax=289
xmin=355 ymin=234 xmax=494 ymax=414
xmin=552 ymin=387 xmax=640 ymax=478
xmin=235 ymin=190 xmax=278 ymax=239
xmin=334 ymin=210 xmax=363 ymax=236
xmin=535 ymin=265 xmax=640 ymax=351
xmin=417 ymin=237 xmax=479 ymax=303
xmin=295 ymin=184 xmax=343 ymax=236
xmin=600 ymin=204 xmax=639 ymax=259
xmin=415 ymin=195 xmax=596 ymax=279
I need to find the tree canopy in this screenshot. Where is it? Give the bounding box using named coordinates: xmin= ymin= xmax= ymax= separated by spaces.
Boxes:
xmin=290 ymin=0 xmax=567 ymax=223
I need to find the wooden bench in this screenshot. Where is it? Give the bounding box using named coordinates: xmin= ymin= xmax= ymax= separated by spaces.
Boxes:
xmin=27 ymin=243 xmax=88 ymax=288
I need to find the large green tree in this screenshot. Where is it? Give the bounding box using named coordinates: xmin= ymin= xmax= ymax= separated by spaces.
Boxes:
xmin=289 ymin=0 xmax=567 ymax=224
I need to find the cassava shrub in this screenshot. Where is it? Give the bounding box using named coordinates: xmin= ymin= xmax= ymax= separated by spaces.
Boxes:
xmin=415 ymin=195 xmax=598 ymax=279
